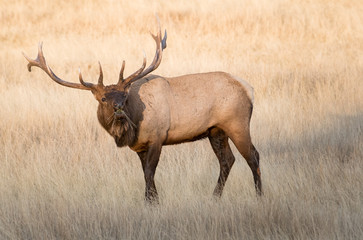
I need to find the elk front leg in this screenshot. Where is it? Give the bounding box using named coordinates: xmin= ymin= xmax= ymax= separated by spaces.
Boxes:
xmin=137 ymin=145 xmax=162 ymax=204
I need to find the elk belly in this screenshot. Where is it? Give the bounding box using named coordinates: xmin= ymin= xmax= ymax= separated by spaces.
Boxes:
xmin=164 ymin=116 xmax=214 ymax=145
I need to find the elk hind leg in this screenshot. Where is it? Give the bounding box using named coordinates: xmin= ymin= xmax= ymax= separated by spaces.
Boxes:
xmin=208 ymin=128 xmax=236 ymax=197
xmin=228 ymin=130 xmax=262 ymax=195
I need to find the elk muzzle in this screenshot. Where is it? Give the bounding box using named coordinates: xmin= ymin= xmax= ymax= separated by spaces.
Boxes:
xmin=113 ymin=103 xmax=125 ymax=120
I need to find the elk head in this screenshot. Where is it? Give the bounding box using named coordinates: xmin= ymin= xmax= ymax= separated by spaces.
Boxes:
xmin=23 ymin=21 xmax=167 ymax=146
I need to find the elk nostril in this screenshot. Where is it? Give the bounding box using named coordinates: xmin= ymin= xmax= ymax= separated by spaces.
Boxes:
xmin=113 ymin=103 xmax=121 ymax=110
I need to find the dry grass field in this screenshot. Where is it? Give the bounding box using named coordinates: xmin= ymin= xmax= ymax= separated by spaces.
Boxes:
xmin=1 ymin=0 xmax=362 ymax=239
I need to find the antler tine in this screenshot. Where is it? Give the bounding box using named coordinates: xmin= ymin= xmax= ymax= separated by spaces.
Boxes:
xmin=151 ymin=32 xmax=164 ymax=66
xmin=122 ymin=53 xmax=147 ymax=87
xmin=117 ymin=17 xmax=167 ymax=88
xmin=23 ymin=42 xmax=50 ymax=74
xmin=97 ymin=61 xmax=104 ymax=87
xmin=137 ymin=27 xmax=165 ymax=77
xmin=79 ymin=61 xmax=104 ymax=88
xmin=118 ymin=60 xmax=126 ymax=85
xmin=23 ymin=42 xmax=41 ymax=72
xmin=23 ymin=42 xmax=96 ymax=91
xmin=78 ymin=68 xmax=94 ymax=89
xmin=161 ymin=30 xmax=167 ymax=50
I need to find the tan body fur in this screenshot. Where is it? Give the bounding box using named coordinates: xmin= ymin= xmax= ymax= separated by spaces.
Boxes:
xmin=130 ymin=72 xmax=253 ymax=152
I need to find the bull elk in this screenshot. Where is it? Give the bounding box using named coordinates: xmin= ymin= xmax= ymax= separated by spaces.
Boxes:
xmin=23 ymin=19 xmax=261 ymax=203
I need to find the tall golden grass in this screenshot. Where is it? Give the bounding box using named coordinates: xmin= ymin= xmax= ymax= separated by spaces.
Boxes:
xmin=1 ymin=0 xmax=362 ymax=239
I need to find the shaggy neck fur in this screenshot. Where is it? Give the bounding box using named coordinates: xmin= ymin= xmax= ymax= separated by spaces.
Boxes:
xmin=98 ymin=107 xmax=137 ymax=148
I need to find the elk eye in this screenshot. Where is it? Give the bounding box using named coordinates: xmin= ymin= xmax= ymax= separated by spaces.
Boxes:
xmin=101 ymin=97 xmax=106 ymax=102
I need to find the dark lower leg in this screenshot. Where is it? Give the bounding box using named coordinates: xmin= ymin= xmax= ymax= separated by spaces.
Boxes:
xmin=209 ymin=128 xmax=236 ymax=197
xmin=137 ymin=146 xmax=162 ymax=204
xmin=144 ymin=169 xmax=159 ymax=203
xmin=248 ymin=145 xmax=262 ymax=195
xmin=213 ymin=163 xmax=234 ymax=197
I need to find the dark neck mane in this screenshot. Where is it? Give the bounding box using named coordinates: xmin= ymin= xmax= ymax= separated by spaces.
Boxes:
xmin=98 ymin=107 xmax=137 ymax=148
xmin=112 ymin=117 xmax=137 ymax=147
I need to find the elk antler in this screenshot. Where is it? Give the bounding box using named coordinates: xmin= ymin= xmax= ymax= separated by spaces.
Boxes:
xmin=118 ymin=18 xmax=167 ymax=88
xmin=23 ymin=42 xmax=104 ymax=91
